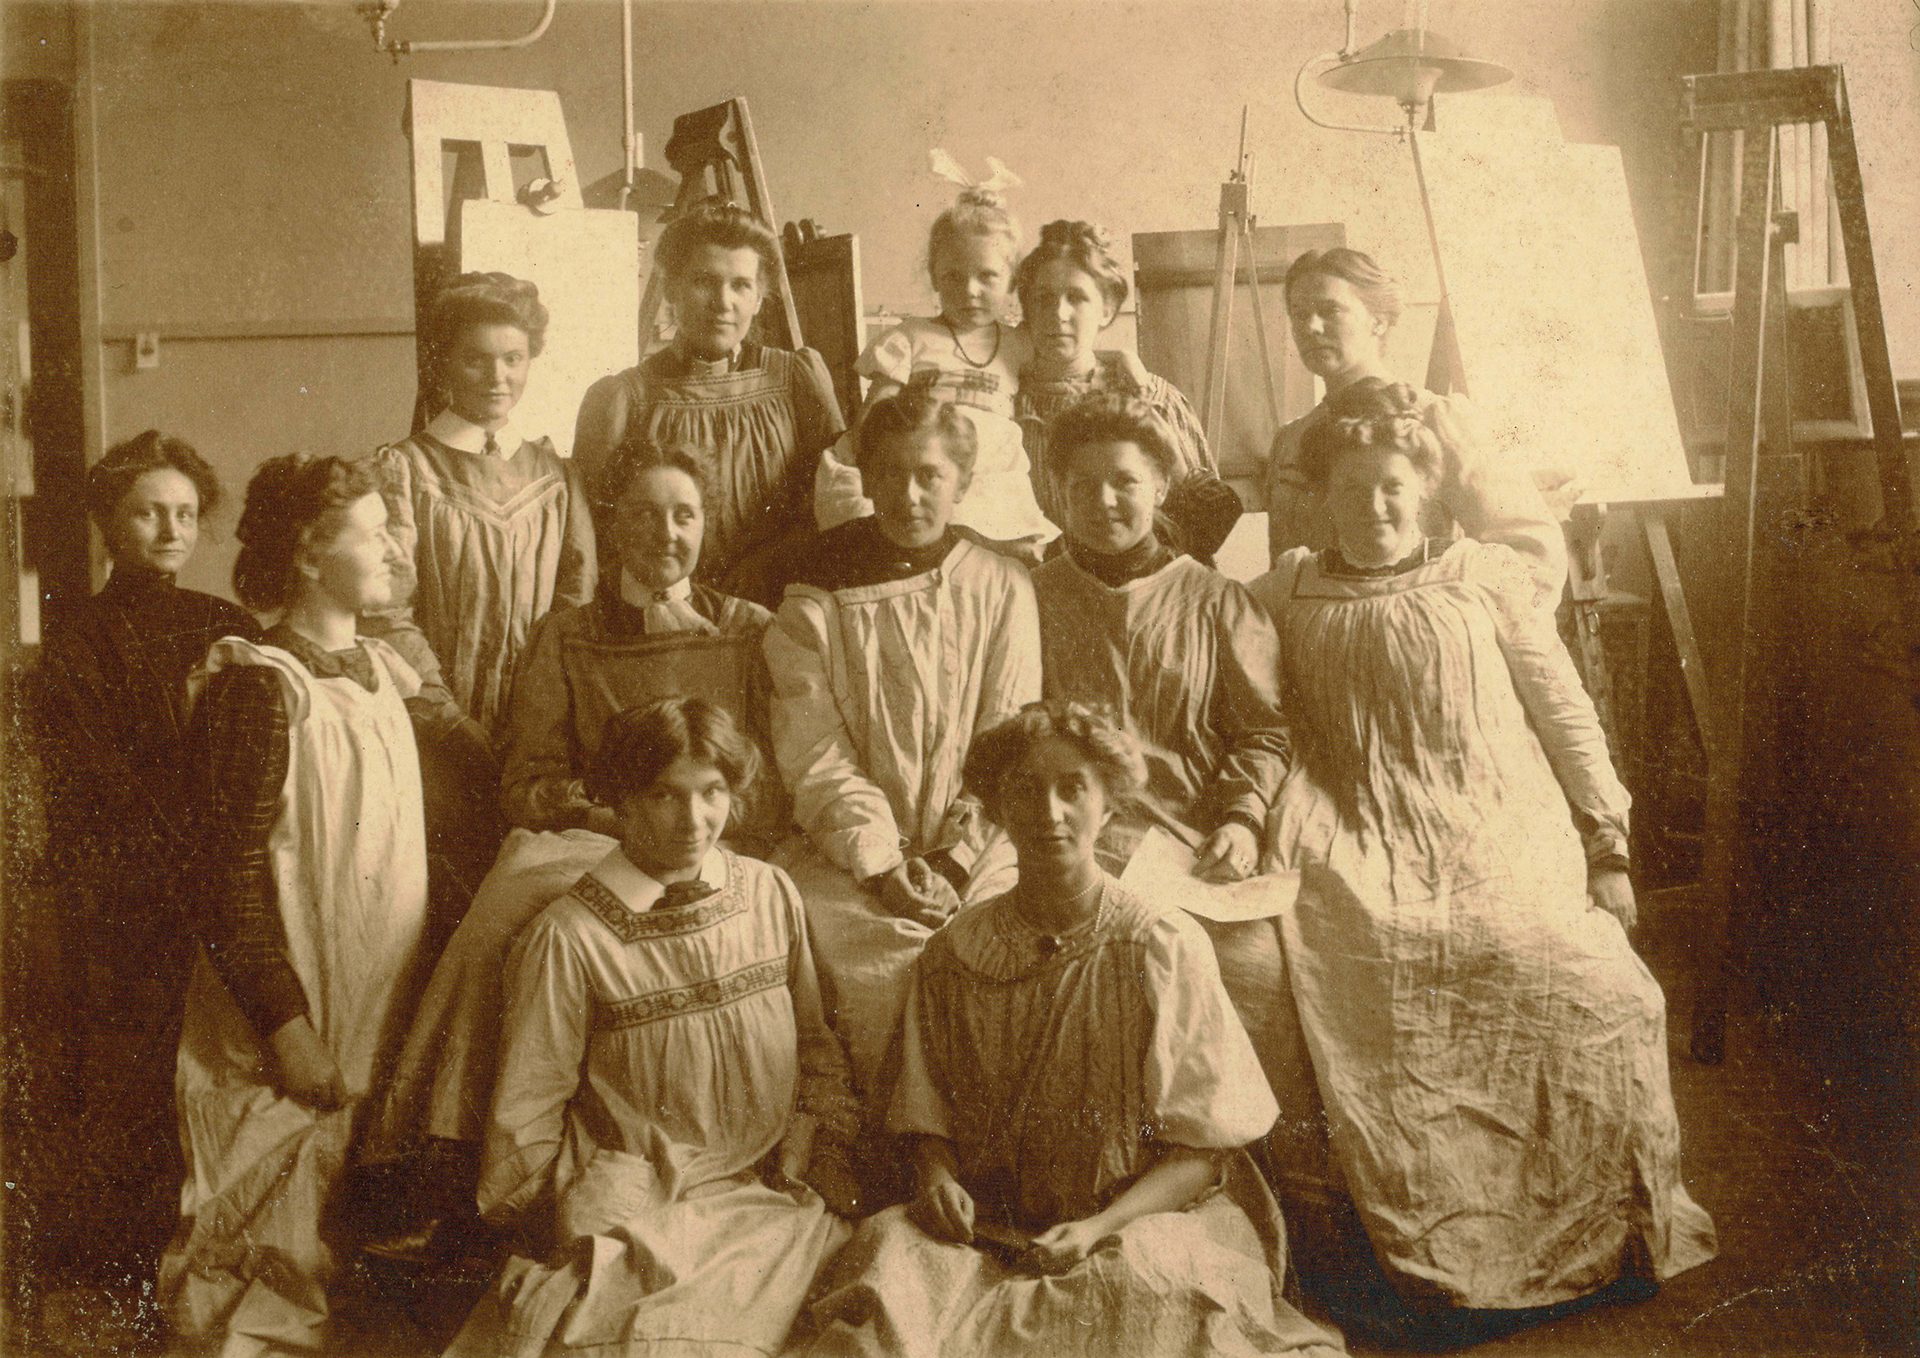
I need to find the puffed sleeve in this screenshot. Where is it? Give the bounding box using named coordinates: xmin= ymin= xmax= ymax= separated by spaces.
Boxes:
xmin=932 ymin=559 xmax=1042 ymax=874
xmin=1138 ymin=364 xmax=1220 ymax=478
xmin=884 ymin=950 xmax=953 ymax=1140
xmin=1204 ymin=580 xmax=1292 ymax=836
xmin=1477 ymin=541 xmax=1630 ymax=865
xmin=764 ymin=589 xmax=905 ymax=882
xmin=1140 ymin=909 xmax=1279 ymax=1147
xmin=1265 ymin=411 xmax=1331 ymax=568
xmin=553 ymin=451 xmax=598 ymax=610
xmin=855 ymin=324 xmax=918 ymax=389
xmin=812 ymin=432 xmax=872 ymax=532
xmin=1427 ymin=393 xmax=1567 ymax=608
xmin=571 ymin=367 xmax=641 ymax=506
xmin=479 ymin=910 xmax=591 ymax=1225
xmin=497 ymin=609 xmax=592 ymax=832
xmin=1244 ymin=549 xmax=1311 ymax=629
xmin=774 ymin=865 xmax=861 ymax=1147
xmin=787 ymin=348 xmax=851 ymax=525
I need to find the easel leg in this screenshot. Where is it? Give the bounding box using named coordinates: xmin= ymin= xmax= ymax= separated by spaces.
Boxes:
xmin=1691 ymin=128 xmax=1783 ymax=1066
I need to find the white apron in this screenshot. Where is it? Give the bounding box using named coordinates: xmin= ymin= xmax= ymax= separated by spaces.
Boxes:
xmin=160 ymin=637 xmax=429 ymax=1356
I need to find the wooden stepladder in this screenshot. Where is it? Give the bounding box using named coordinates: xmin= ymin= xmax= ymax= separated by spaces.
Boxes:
xmin=636 ymin=98 xmax=804 ymax=354
xmin=1681 ymin=65 xmax=1920 ymax=1063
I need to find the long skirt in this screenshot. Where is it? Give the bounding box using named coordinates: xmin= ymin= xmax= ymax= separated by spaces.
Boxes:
xmin=797 ymin=1153 xmax=1343 ymax=1358
xmin=372 ymin=828 xmax=613 ymax=1154
xmin=443 ymin=1151 xmax=848 ymax=1358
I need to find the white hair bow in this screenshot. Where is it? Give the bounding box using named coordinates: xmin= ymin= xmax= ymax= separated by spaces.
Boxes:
xmin=929 ymin=148 xmax=1022 ymax=193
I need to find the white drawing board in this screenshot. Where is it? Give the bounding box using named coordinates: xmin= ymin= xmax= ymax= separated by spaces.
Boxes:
xmin=458 ymin=199 xmax=641 ymax=459
xmin=1420 ymin=112 xmax=1699 ymax=504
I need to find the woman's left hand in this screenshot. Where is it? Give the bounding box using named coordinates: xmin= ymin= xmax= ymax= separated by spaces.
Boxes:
xmin=1588 ymin=868 xmax=1637 ymax=931
xmin=1024 ymin=1217 xmax=1109 ymax=1274
xmin=1194 ymin=822 xmax=1259 ymax=883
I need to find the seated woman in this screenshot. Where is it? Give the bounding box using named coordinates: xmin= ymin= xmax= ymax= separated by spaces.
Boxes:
xmin=797 ymin=702 xmax=1343 ymax=1358
xmin=1250 ymin=379 xmax=1716 ymax=1345
xmin=767 ymin=391 xmax=1040 ymax=1104
xmin=443 ymin=697 xmax=859 ymax=1358
xmin=1029 ymin=393 xmax=1295 ymax=1079
xmin=573 ymin=200 xmax=846 ymax=606
xmin=1013 ymin=219 xmax=1243 ymax=563
xmin=370 ymin=441 xmax=777 ymax=1182
xmin=1265 ymin=247 xmax=1564 ymax=599
xmin=163 ymin=455 xmax=429 ymax=1353
xmin=31 ymin=431 xmax=259 ymax=1300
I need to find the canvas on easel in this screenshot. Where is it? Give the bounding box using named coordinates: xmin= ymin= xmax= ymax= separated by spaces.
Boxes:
xmin=1133 ymin=222 xmax=1344 ymax=493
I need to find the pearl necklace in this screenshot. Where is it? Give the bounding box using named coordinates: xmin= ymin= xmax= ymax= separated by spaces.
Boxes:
xmin=1002 ymin=876 xmax=1112 ymax=956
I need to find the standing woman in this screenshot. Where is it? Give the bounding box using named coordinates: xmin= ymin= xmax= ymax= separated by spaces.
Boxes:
xmin=766 ymin=391 xmax=1040 ymax=1106
xmin=370 ymin=270 xmax=596 ymax=736
xmin=162 ymin=455 xmax=431 ymax=1354
xmin=574 ymin=201 xmax=846 ymax=606
xmin=1014 ymin=219 xmax=1243 ymax=563
xmin=31 ymin=432 xmax=258 ymax=1302
xmin=1265 ymin=246 xmax=1564 ymax=597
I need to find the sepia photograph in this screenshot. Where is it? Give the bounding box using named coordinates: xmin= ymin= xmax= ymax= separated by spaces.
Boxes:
xmin=1 ymin=1 xmax=1916 ymax=1354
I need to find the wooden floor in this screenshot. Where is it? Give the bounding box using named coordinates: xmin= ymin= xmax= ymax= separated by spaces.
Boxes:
xmin=18 ymin=913 xmax=1917 ymax=1358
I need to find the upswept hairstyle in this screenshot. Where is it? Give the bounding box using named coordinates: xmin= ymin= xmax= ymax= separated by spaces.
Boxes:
xmin=655 ymin=199 xmax=781 ymax=287
xmin=87 ymin=429 xmax=224 ymax=530
xmin=584 ymin=695 xmax=760 ymax=809
xmin=423 ymin=272 xmax=548 ymax=391
xmin=963 ymin=699 xmax=1148 ymax=829
xmin=596 ymin=436 xmax=712 ymax=512
xmin=1014 ymin=219 xmax=1129 ymax=315
xmin=928 ymin=188 xmax=1021 ymax=281
xmin=1045 ymin=392 xmax=1181 ymax=484
xmin=1296 ymin=378 xmax=1444 ymax=491
xmin=856 ymin=389 xmax=979 ymax=486
xmin=1283 ymin=247 xmax=1404 ymax=331
xmin=231 ymin=454 xmax=383 ymax=612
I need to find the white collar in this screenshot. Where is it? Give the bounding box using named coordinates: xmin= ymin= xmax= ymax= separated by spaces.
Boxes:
xmin=427 ymin=408 xmax=523 ymax=457
xmin=618 ymin=570 xmax=694 ymax=609
xmin=593 ymin=843 xmax=728 ymax=913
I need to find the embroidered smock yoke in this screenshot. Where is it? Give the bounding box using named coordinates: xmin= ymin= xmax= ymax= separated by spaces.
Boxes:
xmin=443 ymin=847 xmax=853 ymax=1358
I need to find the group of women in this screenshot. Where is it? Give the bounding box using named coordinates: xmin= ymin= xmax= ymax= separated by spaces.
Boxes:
xmin=31 ymin=192 xmax=1715 ymax=1358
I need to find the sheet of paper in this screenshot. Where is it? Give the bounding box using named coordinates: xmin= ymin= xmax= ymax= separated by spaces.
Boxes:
xmin=1118 ymin=826 xmax=1299 ymax=923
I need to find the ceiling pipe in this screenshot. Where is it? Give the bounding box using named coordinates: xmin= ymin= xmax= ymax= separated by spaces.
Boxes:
xmin=361 ymin=0 xmax=558 ymax=58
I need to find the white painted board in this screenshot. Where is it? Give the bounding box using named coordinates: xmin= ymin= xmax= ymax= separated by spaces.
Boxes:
xmin=1420 ymin=121 xmax=1697 ymax=505
xmin=458 ymin=200 xmax=641 ymax=459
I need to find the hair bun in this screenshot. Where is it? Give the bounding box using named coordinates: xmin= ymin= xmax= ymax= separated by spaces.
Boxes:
xmin=955 ymin=186 xmax=1007 ymax=211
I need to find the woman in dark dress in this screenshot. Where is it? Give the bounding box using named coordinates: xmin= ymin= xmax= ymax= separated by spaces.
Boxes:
xmin=31 ymin=430 xmax=258 ymax=1303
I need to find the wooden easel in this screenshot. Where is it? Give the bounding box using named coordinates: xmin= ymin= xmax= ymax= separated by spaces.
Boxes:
xmin=1681 ymin=65 xmax=1920 ymax=1064
xmin=404 ymin=79 xmax=583 ymax=430
xmin=1198 ymin=110 xmax=1285 ymax=448
xmin=635 ymin=98 xmax=804 ymax=354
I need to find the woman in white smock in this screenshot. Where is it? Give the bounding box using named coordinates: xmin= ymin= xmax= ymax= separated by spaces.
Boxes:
xmin=162 ymin=455 xmax=429 ymax=1356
